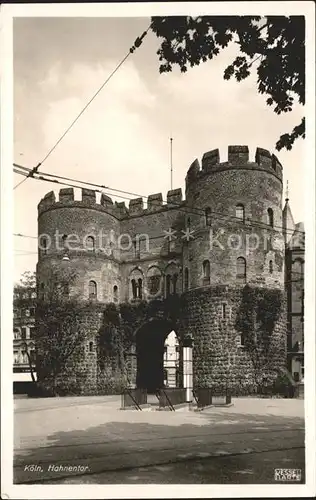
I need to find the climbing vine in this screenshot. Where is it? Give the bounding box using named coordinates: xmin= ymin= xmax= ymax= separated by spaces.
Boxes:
xmin=97 ymin=295 xmax=182 ymax=373
xmin=235 ymin=284 xmax=284 ymax=387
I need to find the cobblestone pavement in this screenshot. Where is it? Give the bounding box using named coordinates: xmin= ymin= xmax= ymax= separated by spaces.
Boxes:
xmin=14 ymin=396 xmax=305 ymax=484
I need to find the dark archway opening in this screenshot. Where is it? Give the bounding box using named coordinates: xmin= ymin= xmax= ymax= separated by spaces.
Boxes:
xmin=136 ymin=319 xmax=181 ymax=393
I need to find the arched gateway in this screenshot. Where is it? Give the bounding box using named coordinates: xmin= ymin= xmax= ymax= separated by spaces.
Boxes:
xmin=36 ymin=146 xmax=287 ymax=396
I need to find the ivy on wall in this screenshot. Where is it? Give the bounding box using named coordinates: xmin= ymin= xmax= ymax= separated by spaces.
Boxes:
xmin=97 ymin=295 xmax=182 ymax=373
xmin=235 ymin=284 xmax=285 ymax=387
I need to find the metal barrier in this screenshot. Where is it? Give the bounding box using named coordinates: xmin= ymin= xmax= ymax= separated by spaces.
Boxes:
xmin=193 ymin=388 xmax=231 ymax=408
xmin=158 ymin=388 xmax=187 ymax=410
xmin=121 ymin=388 xmax=147 ymax=410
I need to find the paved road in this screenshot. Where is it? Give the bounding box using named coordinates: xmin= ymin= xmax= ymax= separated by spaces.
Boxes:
xmin=14 ymin=396 xmax=305 ymax=484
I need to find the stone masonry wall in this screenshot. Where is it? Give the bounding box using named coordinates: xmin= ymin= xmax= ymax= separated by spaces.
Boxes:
xmin=180 ymin=286 xmax=287 ymax=393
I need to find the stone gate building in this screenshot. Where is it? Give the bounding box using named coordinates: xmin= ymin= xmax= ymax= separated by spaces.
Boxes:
xmin=36 ymin=145 xmax=288 ymax=395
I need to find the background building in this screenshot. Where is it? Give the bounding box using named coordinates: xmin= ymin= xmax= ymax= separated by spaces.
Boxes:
xmin=283 ymin=197 xmax=305 ymax=384
xmin=13 ymin=283 xmax=37 ymax=391
xmin=163 ymin=331 xmax=180 ymax=387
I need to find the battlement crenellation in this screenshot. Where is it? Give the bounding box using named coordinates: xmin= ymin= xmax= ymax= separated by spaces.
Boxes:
xmin=186 ymin=145 xmax=283 ymax=188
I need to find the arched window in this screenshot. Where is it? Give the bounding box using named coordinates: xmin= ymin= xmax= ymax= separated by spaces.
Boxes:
xmin=236 ymin=204 xmax=245 ymax=222
xmin=86 ymin=236 xmax=95 ymax=251
xmin=267 ymin=208 xmax=274 ymax=227
xmin=236 ymin=257 xmax=246 ymax=281
xmin=88 ymin=280 xmax=97 ymax=299
xmin=205 ymin=207 xmax=212 ymax=226
xmin=40 ymin=236 xmax=48 ymax=255
xmin=187 ymin=217 xmax=191 ymax=229
xmin=147 ymin=267 xmax=162 ymax=296
xmin=113 ymin=285 xmax=118 ymax=302
xmin=269 ymin=260 xmax=273 ymax=274
xmin=89 ymin=341 xmax=94 ymax=352
xmin=130 ymin=269 xmax=143 ymax=300
xmin=202 ymin=260 xmax=210 ymax=284
xmin=184 ymin=267 xmax=189 ymax=291
xmin=62 ymin=234 xmax=68 ymax=249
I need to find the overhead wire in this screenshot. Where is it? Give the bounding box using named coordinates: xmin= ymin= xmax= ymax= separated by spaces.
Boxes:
xmin=13 ymin=164 xmax=306 ymax=237
xmin=13 ymin=24 xmax=152 ymax=190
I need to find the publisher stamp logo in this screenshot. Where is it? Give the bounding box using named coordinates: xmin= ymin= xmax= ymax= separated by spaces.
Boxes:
xmin=274 ymin=468 xmax=302 ymax=481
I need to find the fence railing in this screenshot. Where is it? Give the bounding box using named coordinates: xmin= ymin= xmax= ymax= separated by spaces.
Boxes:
xmin=121 ymin=388 xmax=147 ymax=410
xmin=158 ymin=388 xmax=187 ymax=410
xmin=193 ymin=388 xmax=232 ymax=408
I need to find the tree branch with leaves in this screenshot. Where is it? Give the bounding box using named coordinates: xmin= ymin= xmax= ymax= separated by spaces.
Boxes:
xmin=151 ymin=15 xmax=305 ymax=151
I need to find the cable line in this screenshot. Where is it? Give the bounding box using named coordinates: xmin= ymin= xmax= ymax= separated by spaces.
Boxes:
xmin=13 ymin=165 xmax=305 ymax=237
xmin=13 ymin=24 xmax=151 ymax=190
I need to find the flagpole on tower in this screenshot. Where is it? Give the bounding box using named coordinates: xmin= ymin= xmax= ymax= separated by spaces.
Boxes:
xmin=170 ymin=136 xmax=173 ymax=190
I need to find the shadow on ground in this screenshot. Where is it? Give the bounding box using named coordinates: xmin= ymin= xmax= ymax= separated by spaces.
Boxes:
xmin=14 ymin=409 xmax=305 ymax=484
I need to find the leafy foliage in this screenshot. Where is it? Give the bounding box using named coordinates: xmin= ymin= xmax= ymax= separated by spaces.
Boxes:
xmin=97 ymin=295 xmax=183 ymax=376
xmin=151 ymin=15 xmax=305 ymax=150
xmin=35 ymin=266 xmax=89 ymax=395
xmin=235 ymin=285 xmax=284 ymax=387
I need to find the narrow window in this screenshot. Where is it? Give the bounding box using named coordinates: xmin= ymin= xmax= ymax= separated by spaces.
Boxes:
xmin=131 ymin=279 xmax=137 ymax=299
xmin=29 ymin=327 xmax=35 ymax=339
xmin=184 ymin=267 xmax=189 ymax=291
xmin=113 ymin=285 xmax=118 ymax=302
xmin=205 ymin=207 xmax=212 ymax=226
xmin=41 ymin=236 xmax=48 ymax=255
xmin=267 ymin=208 xmax=274 ymax=227
xmin=21 ymin=327 xmax=27 ymax=340
xmin=166 ymin=274 xmax=172 ymax=297
xmin=222 ymin=303 xmax=227 ymax=319
xmin=62 ymin=234 xmax=68 ymax=249
xmin=63 ymin=283 xmax=70 ymax=297
xmin=138 ymin=278 xmax=143 ymax=299
xmin=89 ymin=341 xmax=94 ymax=352
xmin=269 ymin=260 xmax=273 ymax=274
xmin=202 ymin=260 xmax=210 ymax=284
xmin=187 ymin=217 xmax=191 ymax=229
xmin=172 ymin=273 xmax=178 ymax=294
xmin=134 ymin=240 xmax=140 ymax=259
xmin=86 ymin=236 xmax=95 ymax=251
xmin=237 ymin=333 xmax=245 ymax=347
xmin=88 ymin=280 xmax=97 ymax=299
xmin=236 ymin=257 xmax=246 ymax=281
xmin=236 ymin=204 xmax=245 ymax=222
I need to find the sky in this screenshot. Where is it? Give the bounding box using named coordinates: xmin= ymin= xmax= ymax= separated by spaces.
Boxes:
xmin=13 ymin=16 xmax=305 ymax=283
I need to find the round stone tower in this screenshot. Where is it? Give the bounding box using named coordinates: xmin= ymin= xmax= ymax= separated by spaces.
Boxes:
xmin=37 ymin=188 xmax=121 ymax=302
xmin=36 ymin=187 xmax=122 ymax=394
xmin=180 ymin=146 xmax=287 ymax=392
